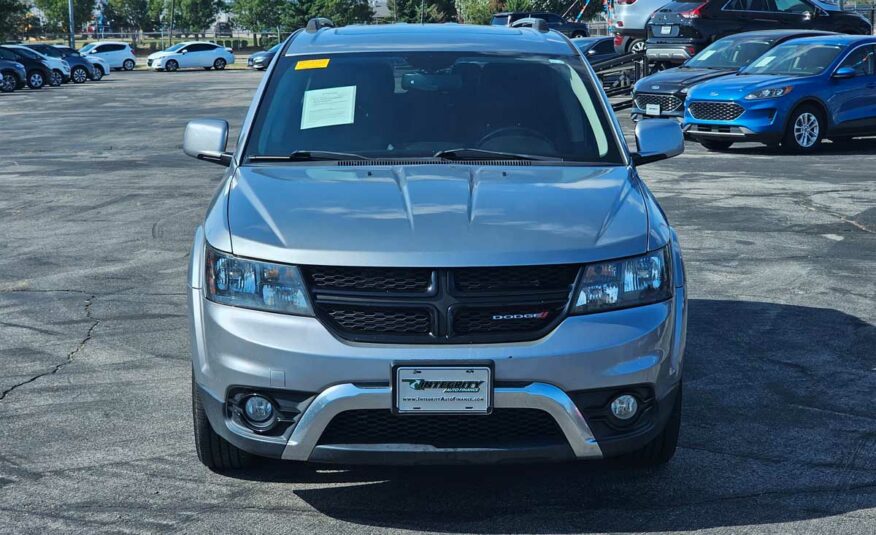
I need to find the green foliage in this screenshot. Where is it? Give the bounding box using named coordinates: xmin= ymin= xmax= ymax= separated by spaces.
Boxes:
xmin=107 ymin=0 xmax=159 ymax=31
xmin=175 ymin=0 xmax=223 ymax=33
xmin=232 ymin=0 xmax=282 ymax=32
xmin=455 ymin=0 xmax=492 ymax=24
xmin=0 ymin=0 xmax=29 ymax=40
xmin=33 ymin=0 xmax=95 ymax=32
xmin=389 ymin=0 xmax=456 ymax=23
xmin=502 ymin=0 xmax=531 ymax=12
xmin=306 ymin=0 xmax=373 ymax=26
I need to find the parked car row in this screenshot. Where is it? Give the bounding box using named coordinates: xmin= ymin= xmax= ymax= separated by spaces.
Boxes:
xmin=0 ymin=43 xmax=111 ymax=93
xmin=612 ymin=0 xmax=872 ymax=60
xmin=631 ymin=31 xmax=876 ymax=152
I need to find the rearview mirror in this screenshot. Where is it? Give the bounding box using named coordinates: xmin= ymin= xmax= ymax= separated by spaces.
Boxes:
xmin=833 ymin=66 xmax=856 ymax=79
xmin=183 ymin=119 xmax=232 ymax=166
xmin=632 ymin=119 xmax=684 ymax=166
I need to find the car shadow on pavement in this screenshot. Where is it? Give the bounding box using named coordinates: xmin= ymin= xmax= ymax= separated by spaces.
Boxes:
xmin=224 ymin=299 xmax=876 ymax=533
xmin=711 ymin=138 xmax=876 ymax=156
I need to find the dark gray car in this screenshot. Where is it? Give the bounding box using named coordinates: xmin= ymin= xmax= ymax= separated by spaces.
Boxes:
xmin=491 ymin=12 xmax=590 ymax=37
xmin=247 ymin=43 xmax=281 ymax=70
xmin=26 ymin=43 xmax=95 ymax=83
xmin=182 ymin=21 xmax=686 ymax=472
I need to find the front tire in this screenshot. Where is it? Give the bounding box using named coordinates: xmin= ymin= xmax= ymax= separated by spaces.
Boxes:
xmin=0 ymin=71 xmax=16 ymax=93
xmin=49 ymin=70 xmax=63 ymax=87
xmin=617 ymin=382 xmax=682 ymax=467
xmin=781 ymin=105 xmax=824 ymax=153
xmin=91 ymin=65 xmax=104 ymax=81
xmin=27 ymin=70 xmax=45 ymax=89
xmin=213 ymin=58 xmax=227 ymax=70
xmin=699 ymin=139 xmax=733 ymax=151
xmin=192 ymin=371 xmax=253 ymax=471
xmin=165 ymin=59 xmax=179 ymax=72
xmin=71 ymin=66 xmax=88 ymax=84
xmin=123 ymin=59 xmax=135 ymax=71
xmin=629 ymin=39 xmax=646 ymax=55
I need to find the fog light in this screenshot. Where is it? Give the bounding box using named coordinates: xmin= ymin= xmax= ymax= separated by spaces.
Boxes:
xmin=610 ymin=394 xmax=638 ymax=420
xmin=244 ymin=395 xmax=274 ymax=424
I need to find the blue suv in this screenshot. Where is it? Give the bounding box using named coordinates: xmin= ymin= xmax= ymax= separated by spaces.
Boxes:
xmin=684 ymin=35 xmax=876 ymax=152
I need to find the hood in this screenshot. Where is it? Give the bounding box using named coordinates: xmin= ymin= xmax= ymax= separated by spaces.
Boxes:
xmin=636 ymin=67 xmax=736 ymax=94
xmin=148 ymin=51 xmax=173 ymax=60
xmin=688 ymin=74 xmax=797 ymax=100
xmin=225 ymin=165 xmax=650 ymax=267
xmin=251 ymin=51 xmax=273 ymax=62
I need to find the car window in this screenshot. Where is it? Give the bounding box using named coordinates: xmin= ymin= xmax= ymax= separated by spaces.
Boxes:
xmin=245 ymin=52 xmax=622 ymax=164
xmin=0 ymin=48 xmax=17 ymax=60
xmin=773 ymin=0 xmax=810 ymax=12
xmin=80 ymin=44 xmax=95 ymax=53
xmin=109 ymin=44 xmax=126 ymax=52
xmin=11 ymin=47 xmax=39 ymax=59
xmin=593 ymin=40 xmax=616 ymax=55
xmin=491 ymin=15 xmax=510 ymax=25
xmin=743 ymin=43 xmax=842 ymax=75
xmin=724 ymin=0 xmax=769 ymax=11
xmin=166 ymin=43 xmax=186 ymax=52
xmin=839 ymin=45 xmax=875 ymax=76
xmin=686 ymin=38 xmax=774 ymax=69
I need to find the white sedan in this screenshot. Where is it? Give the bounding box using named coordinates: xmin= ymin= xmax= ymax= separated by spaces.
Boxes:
xmin=147 ymin=42 xmax=234 ymax=72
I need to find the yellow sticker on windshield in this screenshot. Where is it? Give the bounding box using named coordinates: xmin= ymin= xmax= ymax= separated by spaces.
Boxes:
xmin=295 ymin=58 xmax=330 ymax=70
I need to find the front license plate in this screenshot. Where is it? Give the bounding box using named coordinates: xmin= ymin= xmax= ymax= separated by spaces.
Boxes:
xmin=660 ymin=25 xmax=673 ymax=35
xmin=395 ymin=366 xmax=492 ymax=414
xmin=646 ymin=103 xmax=661 ymax=116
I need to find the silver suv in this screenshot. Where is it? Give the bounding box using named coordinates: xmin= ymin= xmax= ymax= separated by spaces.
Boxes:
xmin=184 ymin=20 xmax=688 ymax=471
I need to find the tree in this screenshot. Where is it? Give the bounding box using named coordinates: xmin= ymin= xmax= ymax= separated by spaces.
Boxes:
xmin=305 ymin=0 xmax=372 ymax=26
xmin=389 ymin=0 xmax=456 ymax=23
xmin=33 ymin=0 xmax=96 ymax=32
xmin=175 ymin=0 xmax=223 ymax=34
xmin=0 ymin=0 xmax=28 ymax=41
xmin=107 ymin=0 xmax=159 ymax=31
xmin=454 ymin=0 xmax=491 ymax=24
xmin=232 ymin=0 xmax=282 ymax=43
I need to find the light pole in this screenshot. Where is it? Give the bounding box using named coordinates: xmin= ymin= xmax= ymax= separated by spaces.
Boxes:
xmin=67 ymin=0 xmax=75 ymax=48
xmin=170 ymin=0 xmax=176 ymax=46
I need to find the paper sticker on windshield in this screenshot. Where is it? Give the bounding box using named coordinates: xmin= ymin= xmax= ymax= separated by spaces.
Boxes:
xmin=300 ymin=86 xmax=356 ymax=130
xmin=296 ymin=58 xmax=330 ymax=70
xmin=751 ymin=56 xmax=775 ymax=68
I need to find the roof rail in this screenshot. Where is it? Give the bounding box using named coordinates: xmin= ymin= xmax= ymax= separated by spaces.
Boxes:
xmin=510 ymin=17 xmax=549 ymax=33
xmin=306 ymin=17 xmax=335 ymax=33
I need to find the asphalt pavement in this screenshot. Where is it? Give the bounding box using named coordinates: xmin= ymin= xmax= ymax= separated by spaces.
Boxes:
xmin=0 ymin=69 xmax=874 ymax=534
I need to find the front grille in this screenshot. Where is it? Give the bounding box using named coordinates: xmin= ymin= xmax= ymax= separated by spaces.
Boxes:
xmin=689 ymin=101 xmax=744 ymax=121
xmin=304 ymin=266 xmax=433 ymax=294
xmin=146 ymin=59 xmax=153 ymax=67
xmin=634 ymin=92 xmax=683 ymax=112
xmin=305 ymin=265 xmax=580 ymax=344
xmin=318 ymin=409 xmax=566 ymax=447
xmin=320 ymin=305 xmax=432 ymax=335
xmin=453 ymin=265 xmax=578 ymax=294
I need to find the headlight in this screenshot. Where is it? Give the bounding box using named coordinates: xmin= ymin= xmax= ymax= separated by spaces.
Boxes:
xmin=745 ymin=86 xmax=792 ymax=100
xmin=679 ymin=86 xmax=689 ymax=94
xmin=205 ymin=246 xmax=313 ymax=316
xmin=572 ymin=247 xmax=673 ymax=315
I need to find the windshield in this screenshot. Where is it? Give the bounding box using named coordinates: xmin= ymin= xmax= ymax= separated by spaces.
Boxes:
xmin=686 ymin=38 xmax=774 ymax=70
xmin=245 ymin=52 xmax=623 ymax=164
xmin=268 ymin=43 xmax=282 ymax=53
xmin=80 ymin=44 xmax=95 ymax=53
xmin=32 ymin=46 xmax=62 ymax=58
xmin=742 ymin=44 xmax=842 ymax=76
xmin=12 ymin=47 xmax=40 ymax=60
xmin=166 ymin=43 xmax=186 ymax=52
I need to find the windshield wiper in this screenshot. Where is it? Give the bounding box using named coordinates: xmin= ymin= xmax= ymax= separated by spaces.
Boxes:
xmin=248 ymin=150 xmax=369 ymax=162
xmin=433 ymin=148 xmax=560 ymax=162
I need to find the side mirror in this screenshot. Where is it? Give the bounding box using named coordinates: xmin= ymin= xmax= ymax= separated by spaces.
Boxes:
xmin=802 ymin=10 xmax=813 ymax=21
xmin=632 ymin=119 xmax=684 ymax=166
xmin=183 ymin=119 xmax=232 ymax=166
xmin=833 ymin=66 xmax=856 ymax=79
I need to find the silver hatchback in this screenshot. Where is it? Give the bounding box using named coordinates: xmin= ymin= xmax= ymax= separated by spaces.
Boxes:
xmin=184 ymin=21 xmax=687 ymax=470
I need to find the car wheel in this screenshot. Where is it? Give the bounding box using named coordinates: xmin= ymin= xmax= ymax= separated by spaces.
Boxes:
xmin=0 ymin=71 xmax=16 ymax=93
xmin=616 ymin=382 xmax=682 ymax=467
xmin=123 ymin=59 xmax=135 ymax=71
xmin=213 ymin=58 xmax=227 ymax=70
xmin=71 ymin=66 xmax=88 ymax=84
xmin=629 ymin=39 xmax=646 ymax=55
xmin=782 ymin=105 xmax=824 ymax=153
xmin=165 ymin=59 xmax=179 ymax=72
xmin=49 ymin=70 xmax=63 ymax=87
xmin=699 ymin=139 xmax=733 ymax=151
xmin=191 ymin=370 xmax=253 ymax=471
xmin=26 ymin=70 xmax=45 ymax=89
xmin=91 ymin=66 xmax=104 ymax=81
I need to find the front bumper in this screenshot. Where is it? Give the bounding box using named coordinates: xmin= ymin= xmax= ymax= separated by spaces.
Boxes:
xmin=191 ymin=284 xmax=686 ymax=464
xmin=684 ymin=98 xmax=787 ymax=143
xmin=646 ymin=42 xmax=703 ymax=63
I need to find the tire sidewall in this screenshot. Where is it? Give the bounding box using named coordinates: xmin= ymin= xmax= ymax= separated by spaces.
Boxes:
xmin=783 ymin=105 xmax=824 ymax=153
xmin=28 ymin=71 xmax=44 ymax=89
xmin=166 ymin=60 xmax=179 ymax=72
xmin=123 ymin=59 xmax=135 ymax=71
xmin=72 ymin=66 xmax=87 ymax=83
xmin=214 ymin=58 xmax=226 ymax=70
xmin=49 ymin=70 xmax=62 ymax=86
xmin=0 ymin=72 xmax=16 ymax=92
